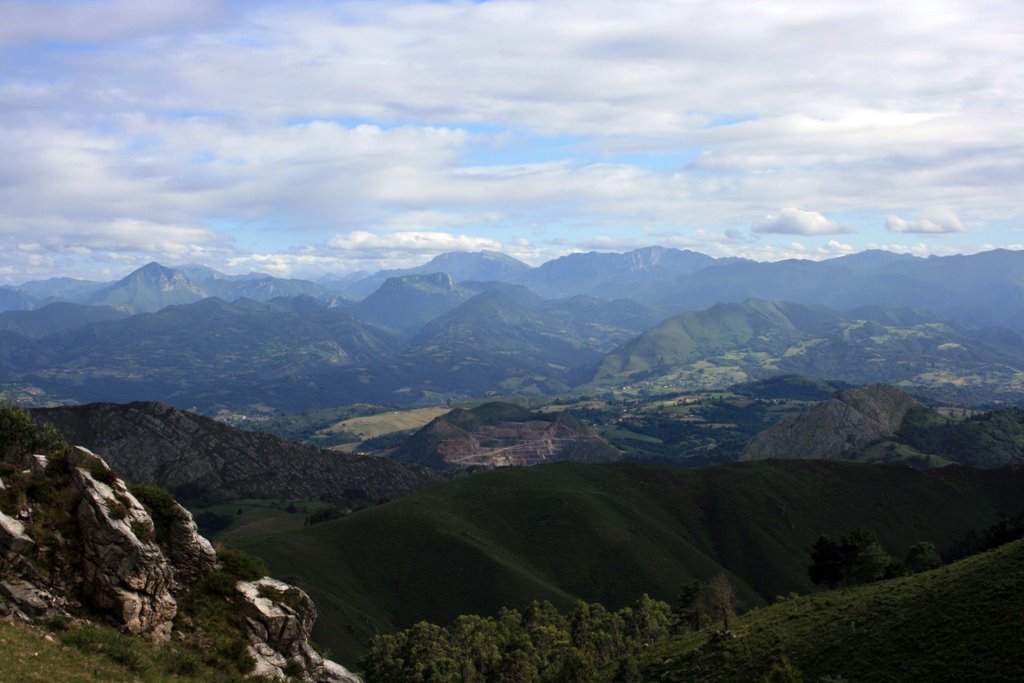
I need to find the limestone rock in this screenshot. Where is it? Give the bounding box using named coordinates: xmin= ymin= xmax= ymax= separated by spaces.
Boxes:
xmin=70 ymin=446 xmax=177 ymax=640
xmin=163 ymin=500 xmax=216 ymax=585
xmin=0 ymin=578 xmax=60 ymax=619
xmin=237 ymin=578 xmax=362 ymax=683
xmin=0 ymin=510 xmax=34 ymax=558
xmin=28 ymin=454 xmax=49 ymax=476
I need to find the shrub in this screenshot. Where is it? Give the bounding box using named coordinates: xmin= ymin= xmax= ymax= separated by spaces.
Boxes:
xmin=128 ymin=484 xmax=176 ymax=544
xmin=0 ymin=404 xmax=68 ymax=461
xmin=107 ymin=499 xmax=129 ymax=520
xmin=130 ymin=520 xmax=155 ymax=543
xmin=217 ymin=546 xmax=269 ymax=581
xmin=86 ymin=459 xmax=118 ymax=486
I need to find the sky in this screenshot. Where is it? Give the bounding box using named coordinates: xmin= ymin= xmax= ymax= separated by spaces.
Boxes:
xmin=1 ymin=0 xmax=1023 ymax=283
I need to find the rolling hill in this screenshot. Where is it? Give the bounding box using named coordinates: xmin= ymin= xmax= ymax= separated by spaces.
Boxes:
xmin=588 ymin=298 xmax=1024 ymax=403
xmin=235 ymin=459 xmax=1024 ymax=660
xmin=0 ymin=301 xmax=130 ymax=337
xmin=639 ymin=538 xmax=1024 ymax=682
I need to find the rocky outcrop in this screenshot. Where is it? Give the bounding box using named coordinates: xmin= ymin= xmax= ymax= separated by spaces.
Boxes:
xmin=1 ymin=443 xmax=361 ymax=681
xmin=742 ymin=384 xmax=925 ymax=461
xmin=163 ymin=499 xmax=216 ymax=584
xmin=237 ymin=578 xmax=362 ymax=683
xmin=0 ymin=510 xmax=33 ymax=559
xmin=69 ymin=446 xmax=178 ymax=639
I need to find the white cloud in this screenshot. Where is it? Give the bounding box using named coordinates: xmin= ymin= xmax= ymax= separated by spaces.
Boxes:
xmin=326 ymin=230 xmax=502 ymax=255
xmin=886 ymin=208 xmax=965 ymax=234
xmin=865 ymin=242 xmax=963 ymax=258
xmin=1 ymin=1 xmax=1023 ymax=280
xmin=752 ymin=208 xmax=855 ymax=235
xmin=817 ymin=240 xmax=857 ymax=257
xmin=0 ymin=0 xmax=227 ymax=46
xmin=381 ymin=211 xmax=506 ymax=231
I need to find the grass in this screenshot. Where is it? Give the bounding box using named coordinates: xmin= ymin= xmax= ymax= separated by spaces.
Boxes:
xmin=189 ymin=498 xmax=335 ymax=544
xmin=324 ymin=406 xmax=451 ymax=440
xmin=235 ymin=459 xmax=1024 ymax=662
xmin=0 ymin=620 xmax=140 ymax=683
xmin=0 ymin=619 xmax=259 ymax=683
xmin=637 ymin=539 xmax=1024 ymax=682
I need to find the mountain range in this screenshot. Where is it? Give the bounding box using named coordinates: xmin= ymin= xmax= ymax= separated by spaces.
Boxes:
xmin=6 ymin=247 xmax=1024 ymax=328
xmin=4 ymin=247 xmax=1024 ymax=413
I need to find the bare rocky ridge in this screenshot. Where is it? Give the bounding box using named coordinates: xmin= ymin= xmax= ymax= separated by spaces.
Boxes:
xmin=741 ymin=384 xmax=925 ymax=461
xmin=0 ymin=444 xmax=362 ymax=682
xmin=390 ymin=402 xmax=621 ymax=470
xmin=33 ymin=401 xmax=442 ymax=505
xmin=438 ymin=420 xmax=611 ymax=467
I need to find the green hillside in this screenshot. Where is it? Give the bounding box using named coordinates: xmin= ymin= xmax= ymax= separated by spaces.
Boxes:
xmin=594 ymin=299 xmax=829 ymax=379
xmin=588 ymin=298 xmax=1024 ymax=403
xmin=639 ymin=538 xmax=1024 ymax=682
xmin=236 ymin=460 xmax=1024 ymax=661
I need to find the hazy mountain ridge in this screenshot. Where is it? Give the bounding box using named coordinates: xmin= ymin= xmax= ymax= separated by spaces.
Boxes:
xmin=511 ymin=246 xmax=720 ymax=299
xmin=10 ymin=247 xmax=1024 ymax=330
xmin=0 ymin=301 xmax=131 ymax=338
xmin=340 ymin=250 xmax=532 ymax=299
xmin=6 ymin=248 xmax=1024 ymax=412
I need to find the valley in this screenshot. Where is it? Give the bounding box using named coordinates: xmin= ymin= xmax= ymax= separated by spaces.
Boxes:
xmin=4 ymin=246 xmax=1024 ymax=682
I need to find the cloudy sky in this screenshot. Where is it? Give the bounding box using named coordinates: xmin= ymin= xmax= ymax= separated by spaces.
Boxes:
xmin=2 ymin=0 xmax=1023 ymax=282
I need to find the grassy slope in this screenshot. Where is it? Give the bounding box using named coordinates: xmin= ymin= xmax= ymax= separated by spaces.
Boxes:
xmin=0 ymin=621 xmax=136 ymax=683
xmin=236 ymin=460 xmax=1024 ymax=661
xmin=639 ymin=539 xmax=1024 ymax=683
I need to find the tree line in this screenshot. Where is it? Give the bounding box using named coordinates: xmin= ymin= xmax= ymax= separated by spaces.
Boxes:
xmin=361 ymin=573 xmax=742 ymax=683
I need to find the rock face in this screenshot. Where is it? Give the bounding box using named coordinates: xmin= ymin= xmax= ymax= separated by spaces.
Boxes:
xmin=742 ymin=384 xmax=925 ymax=461
xmin=71 ymin=450 xmax=179 ymax=639
xmin=162 ymin=498 xmax=217 ymax=585
xmin=1 ymin=443 xmax=362 ymax=681
xmin=237 ymin=578 xmax=362 ymax=683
